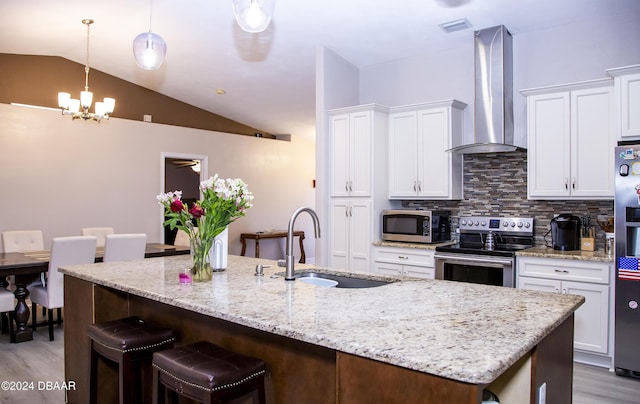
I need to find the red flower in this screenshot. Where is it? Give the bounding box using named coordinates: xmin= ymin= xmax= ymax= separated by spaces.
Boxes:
xmin=170 ymin=199 xmax=184 ymax=213
xmin=189 ymin=204 xmax=205 ymax=219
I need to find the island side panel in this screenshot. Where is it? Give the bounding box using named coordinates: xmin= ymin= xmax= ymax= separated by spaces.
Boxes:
xmin=64 ymin=278 xmax=143 ymax=404
xmin=336 ymin=352 xmax=482 ymax=403
xmin=63 ymin=276 xmax=94 ymax=404
xmin=127 ymin=293 xmax=337 ymax=403
xmin=531 ymin=315 xmax=575 ymax=404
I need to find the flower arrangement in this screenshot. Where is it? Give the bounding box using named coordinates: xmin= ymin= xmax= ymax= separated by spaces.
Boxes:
xmin=157 ymin=174 xmax=253 ymax=281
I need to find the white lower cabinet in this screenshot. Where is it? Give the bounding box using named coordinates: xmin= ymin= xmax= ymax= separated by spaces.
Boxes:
xmin=373 ymin=246 xmax=435 ymax=279
xmin=517 ymin=257 xmax=612 ymax=363
xmin=330 ymin=200 xmax=371 ymax=273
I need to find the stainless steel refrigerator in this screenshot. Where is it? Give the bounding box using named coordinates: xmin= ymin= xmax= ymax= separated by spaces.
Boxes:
xmin=614 ymin=143 xmax=640 ymax=378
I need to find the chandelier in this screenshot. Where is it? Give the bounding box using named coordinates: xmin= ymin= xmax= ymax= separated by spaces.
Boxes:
xmin=232 ymin=0 xmax=276 ymax=33
xmin=57 ymin=19 xmax=115 ymax=122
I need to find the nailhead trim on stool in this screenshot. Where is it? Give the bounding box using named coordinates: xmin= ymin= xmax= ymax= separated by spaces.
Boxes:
xmin=152 ymin=341 xmax=266 ymax=404
xmin=87 ymin=316 xmax=175 ymax=404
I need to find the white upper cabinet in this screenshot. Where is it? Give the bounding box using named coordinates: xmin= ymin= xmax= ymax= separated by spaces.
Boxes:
xmin=388 ymin=100 xmax=465 ymax=200
xmin=607 ymin=65 xmax=640 ymax=139
xmin=330 ymin=105 xmax=387 ymax=197
xmin=523 ymin=79 xmax=614 ymax=200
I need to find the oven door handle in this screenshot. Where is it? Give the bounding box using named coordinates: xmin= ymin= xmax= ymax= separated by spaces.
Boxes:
xmin=434 ymin=254 xmax=513 ymax=266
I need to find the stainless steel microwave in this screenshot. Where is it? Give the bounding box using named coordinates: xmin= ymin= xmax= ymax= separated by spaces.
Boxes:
xmin=382 ymin=210 xmax=451 ymax=244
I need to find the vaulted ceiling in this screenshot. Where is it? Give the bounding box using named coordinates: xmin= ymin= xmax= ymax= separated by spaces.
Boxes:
xmin=1 ymin=0 xmax=638 ymax=141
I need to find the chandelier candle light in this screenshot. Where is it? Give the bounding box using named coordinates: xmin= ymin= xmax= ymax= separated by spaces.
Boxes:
xmin=57 ymin=19 xmax=115 ymax=122
xmin=157 ymin=175 xmax=254 ymax=282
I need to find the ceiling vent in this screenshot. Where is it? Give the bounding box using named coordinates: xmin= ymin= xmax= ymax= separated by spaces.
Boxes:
xmin=439 ymin=18 xmax=472 ymax=33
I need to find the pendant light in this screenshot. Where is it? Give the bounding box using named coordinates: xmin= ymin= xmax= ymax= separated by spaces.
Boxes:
xmin=57 ymin=19 xmax=115 ymax=122
xmin=133 ymin=0 xmax=167 ymax=70
xmin=232 ymin=0 xmax=276 ymax=33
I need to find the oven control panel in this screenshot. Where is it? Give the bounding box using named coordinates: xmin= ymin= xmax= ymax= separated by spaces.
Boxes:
xmin=458 ymin=216 xmax=533 ymax=234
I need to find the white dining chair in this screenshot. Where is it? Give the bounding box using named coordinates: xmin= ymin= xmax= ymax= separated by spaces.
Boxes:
xmin=1 ymin=230 xmax=45 ymax=253
xmin=103 ymin=233 xmax=147 ymax=262
xmin=1 ymin=230 xmax=46 ymax=294
xmin=81 ymin=227 xmax=114 ymax=248
xmin=0 ymin=288 xmax=15 ymax=335
xmin=27 ymin=236 xmax=97 ymax=341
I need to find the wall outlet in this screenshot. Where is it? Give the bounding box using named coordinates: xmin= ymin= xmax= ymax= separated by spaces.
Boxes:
xmin=143 ymin=114 xmax=152 ymax=123
xmin=538 ymin=382 xmax=547 ymax=404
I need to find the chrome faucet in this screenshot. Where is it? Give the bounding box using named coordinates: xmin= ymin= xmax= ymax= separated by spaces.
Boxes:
xmin=280 ymin=207 xmax=321 ymax=281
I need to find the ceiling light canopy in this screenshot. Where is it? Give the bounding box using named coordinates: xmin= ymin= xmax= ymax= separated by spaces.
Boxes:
xmin=57 ymin=19 xmax=115 ymax=122
xmin=133 ymin=0 xmax=167 ymax=70
xmin=232 ymin=0 xmax=275 ymax=33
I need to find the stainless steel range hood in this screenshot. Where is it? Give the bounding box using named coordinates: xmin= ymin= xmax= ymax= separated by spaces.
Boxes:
xmin=449 ymin=25 xmax=524 ymax=154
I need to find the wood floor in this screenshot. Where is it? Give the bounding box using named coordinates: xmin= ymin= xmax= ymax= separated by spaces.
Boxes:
xmin=0 ymin=321 xmax=639 ymax=403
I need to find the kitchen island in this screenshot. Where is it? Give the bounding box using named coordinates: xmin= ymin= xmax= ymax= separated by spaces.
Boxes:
xmin=61 ymin=255 xmax=584 ymax=403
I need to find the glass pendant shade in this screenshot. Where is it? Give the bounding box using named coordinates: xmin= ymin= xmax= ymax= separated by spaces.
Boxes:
xmin=58 ymin=92 xmax=71 ymax=109
xmin=80 ymin=91 xmax=93 ymax=109
xmin=103 ymin=97 xmax=116 ymax=114
xmin=68 ymin=99 xmax=81 ymax=113
xmin=133 ymin=31 xmax=167 ymax=70
xmin=94 ymin=102 xmax=105 ymax=117
xmin=232 ymin=0 xmax=275 ymax=33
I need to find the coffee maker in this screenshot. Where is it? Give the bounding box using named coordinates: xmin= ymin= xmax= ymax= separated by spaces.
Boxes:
xmin=551 ymin=214 xmax=581 ymax=251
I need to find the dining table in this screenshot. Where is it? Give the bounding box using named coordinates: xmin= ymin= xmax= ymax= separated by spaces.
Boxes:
xmin=0 ymin=243 xmax=189 ymax=343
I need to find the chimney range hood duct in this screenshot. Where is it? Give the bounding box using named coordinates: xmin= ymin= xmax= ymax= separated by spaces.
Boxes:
xmin=449 ymin=25 xmax=524 ymax=154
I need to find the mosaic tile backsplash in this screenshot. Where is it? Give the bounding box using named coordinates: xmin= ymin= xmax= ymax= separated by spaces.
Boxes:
xmin=402 ymin=150 xmax=614 ymax=249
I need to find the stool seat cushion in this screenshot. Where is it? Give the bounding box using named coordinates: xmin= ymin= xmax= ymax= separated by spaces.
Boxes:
xmin=87 ymin=316 xmax=175 ymax=353
xmin=153 ymin=341 xmax=266 ymax=393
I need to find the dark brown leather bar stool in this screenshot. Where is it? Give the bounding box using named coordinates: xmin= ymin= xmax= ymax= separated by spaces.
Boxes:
xmin=87 ymin=316 xmax=175 ymax=404
xmin=152 ymin=341 xmax=267 ymax=404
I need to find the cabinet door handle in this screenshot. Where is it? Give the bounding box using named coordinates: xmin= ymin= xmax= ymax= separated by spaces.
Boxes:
xmin=349 ymin=181 xmax=353 ymax=192
xmin=345 ymin=207 xmax=349 ymax=217
xmin=398 ymin=256 xmax=408 ymax=260
xmin=562 ymin=288 xmax=567 ymax=294
xmin=554 ymin=287 xmax=560 ymax=293
xmin=345 ymin=182 xmax=349 ymax=192
xmin=572 ymin=178 xmax=576 ymax=190
xmin=554 ymin=269 xmax=569 ymax=274
xmin=413 ymin=181 xmax=417 ymax=192
xmin=349 ymin=207 xmax=353 ymax=217
xmin=417 ymin=180 xmax=422 ymax=192
xmin=564 ymin=178 xmax=569 ymax=190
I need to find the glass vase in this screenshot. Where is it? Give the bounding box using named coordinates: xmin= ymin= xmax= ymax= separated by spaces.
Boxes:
xmin=190 ymin=236 xmax=213 ymax=282
xmin=209 ymin=227 xmax=229 ymax=272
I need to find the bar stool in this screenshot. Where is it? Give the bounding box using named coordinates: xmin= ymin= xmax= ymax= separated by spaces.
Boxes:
xmin=87 ymin=316 xmax=175 ymax=404
xmin=152 ymin=340 xmax=267 ymax=404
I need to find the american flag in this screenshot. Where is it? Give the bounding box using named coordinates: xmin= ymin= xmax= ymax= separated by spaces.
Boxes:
xmin=618 ymin=257 xmax=640 ymax=281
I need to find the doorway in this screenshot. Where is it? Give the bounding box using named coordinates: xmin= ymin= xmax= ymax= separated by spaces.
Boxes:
xmin=161 ymin=152 xmax=209 ymax=244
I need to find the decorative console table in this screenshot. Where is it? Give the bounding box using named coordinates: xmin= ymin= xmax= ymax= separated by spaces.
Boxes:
xmin=240 ymin=230 xmax=306 ymax=263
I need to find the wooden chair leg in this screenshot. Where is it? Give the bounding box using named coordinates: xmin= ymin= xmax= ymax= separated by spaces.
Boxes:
xmin=56 ymin=307 xmax=63 ymax=324
xmin=0 ymin=312 xmax=7 ymax=334
xmin=120 ymin=354 xmax=136 ymax=404
xmin=8 ymin=312 xmax=14 ymax=337
xmin=47 ymin=308 xmax=54 ymax=341
xmin=31 ymin=302 xmax=37 ymax=330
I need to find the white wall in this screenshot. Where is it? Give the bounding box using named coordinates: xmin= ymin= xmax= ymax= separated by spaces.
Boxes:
xmin=359 ymin=13 xmax=640 ymax=148
xmin=0 ymin=104 xmax=316 ymax=261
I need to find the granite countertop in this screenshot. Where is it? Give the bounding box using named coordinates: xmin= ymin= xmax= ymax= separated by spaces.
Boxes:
xmin=372 ymin=240 xmax=456 ymax=250
xmin=60 ymin=255 xmax=583 ymax=385
xmin=516 ymin=246 xmax=614 ymax=263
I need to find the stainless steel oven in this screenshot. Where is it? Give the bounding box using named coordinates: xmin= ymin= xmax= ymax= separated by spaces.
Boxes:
xmin=434 ymin=253 xmax=515 ymax=287
xmin=434 ymin=216 xmax=534 ymax=288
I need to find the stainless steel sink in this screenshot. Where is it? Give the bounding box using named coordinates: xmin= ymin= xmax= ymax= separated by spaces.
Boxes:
xmin=294 ymin=271 xmax=394 ymax=288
